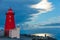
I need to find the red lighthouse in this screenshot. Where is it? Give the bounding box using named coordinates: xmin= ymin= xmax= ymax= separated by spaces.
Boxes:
xmin=4 ymin=8 xmax=15 ymax=37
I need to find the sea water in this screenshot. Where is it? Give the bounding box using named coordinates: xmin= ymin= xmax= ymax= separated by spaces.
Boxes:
xmin=21 ymin=26 xmax=60 ymax=40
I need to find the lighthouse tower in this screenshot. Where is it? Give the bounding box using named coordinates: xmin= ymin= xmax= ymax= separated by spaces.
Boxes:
xmin=4 ymin=8 xmax=15 ymax=37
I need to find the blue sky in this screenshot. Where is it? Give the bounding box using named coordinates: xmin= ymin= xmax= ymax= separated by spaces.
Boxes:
xmin=0 ymin=0 xmax=60 ymax=33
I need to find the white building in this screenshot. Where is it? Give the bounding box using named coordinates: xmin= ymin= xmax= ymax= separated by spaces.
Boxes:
xmin=9 ymin=27 xmax=20 ymax=38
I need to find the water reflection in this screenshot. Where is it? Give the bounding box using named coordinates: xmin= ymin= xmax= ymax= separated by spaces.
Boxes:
xmin=31 ymin=33 xmax=56 ymax=40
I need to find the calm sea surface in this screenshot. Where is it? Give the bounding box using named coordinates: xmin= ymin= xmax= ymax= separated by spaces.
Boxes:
xmin=21 ymin=27 xmax=60 ymax=40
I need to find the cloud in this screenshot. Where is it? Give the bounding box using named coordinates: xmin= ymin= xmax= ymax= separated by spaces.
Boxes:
xmin=0 ymin=0 xmax=55 ymax=30
xmin=41 ymin=16 xmax=60 ymax=25
xmin=21 ymin=24 xmax=60 ymax=30
xmin=30 ymin=0 xmax=54 ymax=20
xmin=0 ymin=0 xmax=54 ymax=25
xmin=23 ymin=0 xmax=54 ymax=26
xmin=31 ymin=0 xmax=53 ymax=10
xmin=22 ymin=16 xmax=60 ymax=30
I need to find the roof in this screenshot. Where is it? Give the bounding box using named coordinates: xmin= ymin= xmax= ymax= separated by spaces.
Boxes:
xmin=6 ymin=8 xmax=14 ymax=15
